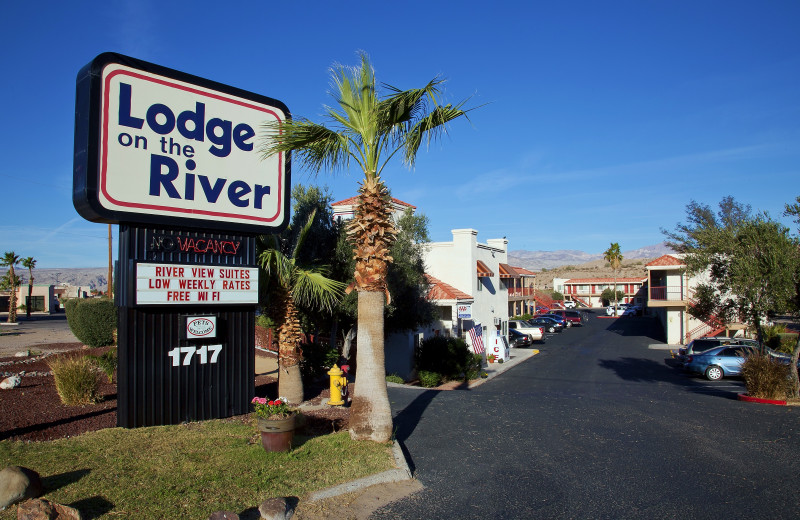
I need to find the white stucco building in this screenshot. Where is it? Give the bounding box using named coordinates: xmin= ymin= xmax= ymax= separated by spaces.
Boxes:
xmin=422 ymin=229 xmax=510 ymax=352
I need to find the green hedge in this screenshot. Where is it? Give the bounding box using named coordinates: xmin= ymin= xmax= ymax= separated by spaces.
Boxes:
xmin=414 ymin=336 xmax=472 ymax=381
xmin=64 ymin=298 xmax=117 ymax=348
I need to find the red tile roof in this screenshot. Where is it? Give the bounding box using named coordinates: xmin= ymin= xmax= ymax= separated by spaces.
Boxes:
xmin=512 ymin=266 xmax=537 ymax=276
xmin=645 ymin=254 xmax=685 ymax=267
xmin=331 ymin=196 xmax=416 ymax=209
xmin=564 ymin=277 xmax=647 ymax=284
xmin=476 ymin=260 xmax=494 ymax=277
xmin=425 ymin=274 xmax=473 ymax=301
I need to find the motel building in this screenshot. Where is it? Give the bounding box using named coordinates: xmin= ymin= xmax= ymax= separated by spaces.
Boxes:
xmin=553 ymin=277 xmax=647 ymax=308
xmin=331 ymin=196 xmax=416 ymax=222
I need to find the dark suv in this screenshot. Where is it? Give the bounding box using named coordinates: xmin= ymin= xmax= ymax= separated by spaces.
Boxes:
xmin=678 ymin=336 xmax=758 ymax=363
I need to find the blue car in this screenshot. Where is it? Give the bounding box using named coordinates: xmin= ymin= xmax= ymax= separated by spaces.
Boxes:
xmin=685 ymin=345 xmax=758 ymax=381
xmin=529 ymin=316 xmax=564 ymax=333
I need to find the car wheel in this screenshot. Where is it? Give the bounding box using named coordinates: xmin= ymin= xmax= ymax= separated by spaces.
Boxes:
xmin=566 ymin=321 xmax=572 ymax=328
xmin=548 ymin=326 xmax=555 ymax=333
xmin=705 ymin=365 xmax=724 ymax=381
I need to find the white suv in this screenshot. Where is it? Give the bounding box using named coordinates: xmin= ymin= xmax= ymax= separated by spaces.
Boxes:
xmin=562 ymin=301 xmax=576 ymax=309
xmin=508 ymin=320 xmax=545 ymax=343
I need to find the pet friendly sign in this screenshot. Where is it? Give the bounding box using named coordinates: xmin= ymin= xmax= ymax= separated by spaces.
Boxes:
xmin=74 ymin=53 xmax=290 ymax=234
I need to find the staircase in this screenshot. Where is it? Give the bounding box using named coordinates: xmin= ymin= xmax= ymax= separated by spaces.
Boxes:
xmin=534 ymin=294 xmax=555 ymax=313
xmin=684 ymin=290 xmax=728 ymax=343
xmin=572 ymin=296 xmax=590 ymax=308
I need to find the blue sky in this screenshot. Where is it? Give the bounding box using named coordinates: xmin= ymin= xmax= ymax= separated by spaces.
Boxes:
xmin=2 ymin=1 xmax=798 ymax=267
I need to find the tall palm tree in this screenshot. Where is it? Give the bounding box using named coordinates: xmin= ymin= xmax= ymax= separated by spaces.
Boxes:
xmin=258 ymin=208 xmax=346 ymax=404
xmin=1 ymin=251 xmax=21 ymax=323
xmin=603 ymin=243 xmax=623 ymax=311
xmin=260 ymin=53 xmax=473 ymax=441
xmin=21 ymin=257 xmax=36 ymax=318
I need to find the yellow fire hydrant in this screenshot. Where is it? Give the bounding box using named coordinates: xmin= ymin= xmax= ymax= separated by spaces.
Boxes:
xmin=327 ymin=364 xmax=348 ymax=406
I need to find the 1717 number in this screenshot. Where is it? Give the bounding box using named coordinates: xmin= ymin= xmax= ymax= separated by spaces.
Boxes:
xmin=167 ymin=345 xmax=222 ymax=367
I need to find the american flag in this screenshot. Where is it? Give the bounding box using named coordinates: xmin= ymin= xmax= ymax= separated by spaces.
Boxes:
xmin=469 ymin=324 xmax=485 ymax=354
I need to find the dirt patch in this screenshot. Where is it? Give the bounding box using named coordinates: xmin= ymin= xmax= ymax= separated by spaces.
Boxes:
xmin=294 ymin=479 xmax=424 ymax=519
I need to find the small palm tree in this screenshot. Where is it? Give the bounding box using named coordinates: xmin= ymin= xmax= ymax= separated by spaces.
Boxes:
xmin=21 ymin=257 xmax=36 ymax=318
xmin=258 ymin=208 xmax=346 ymax=404
xmin=1 ymin=252 xmax=21 ymax=322
xmin=261 ymin=53 xmax=473 ymax=441
xmin=603 ymin=243 xmax=624 ymax=311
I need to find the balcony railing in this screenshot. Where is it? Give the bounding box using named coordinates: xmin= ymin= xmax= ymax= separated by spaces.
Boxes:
xmin=649 ymin=286 xmax=686 ymax=301
xmin=507 ymin=287 xmax=536 ymax=298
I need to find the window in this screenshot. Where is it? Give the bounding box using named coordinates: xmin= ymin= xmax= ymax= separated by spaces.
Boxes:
xmin=439 ymin=306 xmax=452 ymax=320
xmin=26 ymin=296 xmax=44 ymax=312
xmin=477 ymin=277 xmax=483 ymax=291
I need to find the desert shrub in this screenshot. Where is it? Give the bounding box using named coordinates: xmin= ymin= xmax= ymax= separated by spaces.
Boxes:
xmin=86 ymin=348 xmax=118 ymax=383
xmin=418 ymin=370 xmax=441 ymax=388
xmin=464 ymin=353 xmax=483 ymax=380
xmin=49 ymin=355 xmax=101 ymax=405
xmin=300 ymin=342 xmax=339 ymax=383
xmin=386 ymin=373 xmax=405 ymax=384
xmin=414 ymin=336 xmax=471 ymax=381
xmin=740 ymin=353 xmax=791 ymax=400
xmin=64 ymin=298 xmax=117 ymax=348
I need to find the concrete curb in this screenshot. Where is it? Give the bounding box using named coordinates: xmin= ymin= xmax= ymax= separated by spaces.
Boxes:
xmin=306 ymin=440 xmax=414 ymax=502
xmin=648 ymin=343 xmax=681 ymax=351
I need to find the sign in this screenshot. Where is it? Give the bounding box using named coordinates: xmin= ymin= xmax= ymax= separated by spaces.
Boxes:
xmin=136 ymin=262 xmax=258 ymax=305
xmin=186 ymin=316 xmax=217 ymax=339
xmin=74 ymin=53 xmax=290 ymax=234
xmin=457 ymin=303 xmax=473 ymax=319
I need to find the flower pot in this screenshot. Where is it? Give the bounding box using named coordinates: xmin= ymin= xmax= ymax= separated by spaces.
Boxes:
xmin=257 ymin=415 xmax=296 ymax=452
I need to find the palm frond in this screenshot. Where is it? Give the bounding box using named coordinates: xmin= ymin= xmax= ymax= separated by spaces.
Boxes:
xmin=401 ymin=101 xmax=471 ymax=168
xmin=292 ymin=208 xmax=318 ymax=261
xmin=378 ymin=77 xmax=446 ymax=130
xmin=260 ymin=118 xmax=350 ymax=174
xmin=291 ymin=267 xmax=346 ymax=311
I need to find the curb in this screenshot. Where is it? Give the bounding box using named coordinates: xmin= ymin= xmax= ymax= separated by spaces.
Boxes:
xmin=306 ymin=440 xmax=414 ymax=502
xmin=469 ymin=348 xmax=539 ymax=389
xmin=737 ymin=393 xmax=787 ymax=406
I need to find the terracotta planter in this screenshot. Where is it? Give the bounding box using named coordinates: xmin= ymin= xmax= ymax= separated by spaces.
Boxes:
xmin=257 ymin=415 xmax=296 ymax=452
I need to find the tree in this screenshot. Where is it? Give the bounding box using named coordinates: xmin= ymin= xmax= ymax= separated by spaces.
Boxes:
xmin=664 ymin=197 xmax=799 ymax=363
xmin=21 ymin=257 xmax=36 ymax=318
xmin=260 ymin=53 xmax=473 ymax=441
xmin=782 ymin=196 xmax=800 ymax=397
xmin=603 ymin=243 xmax=623 ymax=310
xmin=1 ymin=252 xmax=21 ymax=322
xmin=258 ymin=208 xmax=346 ymax=404
xmin=600 ymin=288 xmax=624 ymax=307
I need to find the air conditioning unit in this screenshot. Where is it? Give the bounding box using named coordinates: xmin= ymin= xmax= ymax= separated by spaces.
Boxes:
xmin=493 ymin=317 xmax=501 ymax=326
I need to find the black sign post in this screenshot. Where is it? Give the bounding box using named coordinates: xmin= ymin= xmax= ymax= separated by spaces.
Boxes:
xmin=74 ymin=53 xmax=289 ymax=427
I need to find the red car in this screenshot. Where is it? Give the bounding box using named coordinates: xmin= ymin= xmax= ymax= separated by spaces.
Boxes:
xmin=547 ymin=309 xmax=584 ymax=327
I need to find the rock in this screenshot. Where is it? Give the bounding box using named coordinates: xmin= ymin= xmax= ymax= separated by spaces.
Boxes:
xmin=0 ymin=466 xmax=43 ymax=509
xmin=259 ymin=497 xmax=294 ymax=520
xmin=0 ymin=375 xmax=21 ymax=390
xmin=208 ymin=512 xmax=239 ymax=520
xmin=14 ymin=351 xmax=30 ymax=358
xmin=16 ymin=498 xmax=81 ymax=519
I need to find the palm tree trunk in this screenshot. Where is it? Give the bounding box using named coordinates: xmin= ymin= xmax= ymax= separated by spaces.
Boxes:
xmin=277 ymin=291 xmax=304 ymax=404
xmin=349 ymin=290 xmax=393 ymax=442
xmin=8 ymin=266 xmax=17 ymax=323
xmin=26 ymin=278 xmax=33 ymax=319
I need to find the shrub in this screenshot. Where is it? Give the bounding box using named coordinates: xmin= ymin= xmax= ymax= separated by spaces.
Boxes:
xmin=740 ymin=352 xmax=791 ymax=400
xmin=386 ymin=373 xmax=405 ymax=384
xmin=49 ymin=355 xmax=101 ymax=405
xmin=464 ymin=353 xmax=483 ymax=381
xmin=300 ymin=342 xmax=339 ymax=383
xmin=418 ymin=370 xmax=441 ymax=388
xmin=414 ymin=336 xmax=471 ymax=381
xmin=64 ymin=298 xmax=117 ymax=348
xmin=86 ymin=348 xmax=118 ymax=383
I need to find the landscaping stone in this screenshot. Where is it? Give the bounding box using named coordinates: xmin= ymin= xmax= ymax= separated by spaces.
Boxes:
xmin=0 ymin=466 xmax=43 ymax=509
xmin=0 ymin=375 xmax=21 ymax=389
xmin=208 ymin=512 xmax=239 ymax=520
xmin=259 ymin=497 xmax=294 ymax=519
xmin=14 ymin=351 xmax=30 ymax=358
xmin=16 ymin=498 xmax=82 ymax=519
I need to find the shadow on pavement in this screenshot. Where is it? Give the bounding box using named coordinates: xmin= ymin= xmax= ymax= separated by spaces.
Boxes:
xmin=392 ymin=389 xmax=440 ymax=473
xmin=604 ymin=315 xmax=665 ymax=342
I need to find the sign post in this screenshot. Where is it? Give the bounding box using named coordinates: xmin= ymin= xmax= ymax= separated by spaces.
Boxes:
xmin=74 ymin=53 xmax=290 ymax=427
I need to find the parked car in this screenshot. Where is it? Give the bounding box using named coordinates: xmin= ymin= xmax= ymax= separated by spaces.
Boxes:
xmin=547 ymin=309 xmax=583 ymax=327
xmin=529 ymin=316 xmax=564 ymax=333
xmin=562 ymin=300 xmax=577 ymax=309
xmin=685 ymin=345 xmax=758 ymax=380
xmin=508 ymin=319 xmax=545 ymax=343
xmin=508 ymin=328 xmax=532 ymax=347
xmin=678 ymin=336 xmax=759 ymax=363
xmin=606 ymin=306 xmax=626 ymax=316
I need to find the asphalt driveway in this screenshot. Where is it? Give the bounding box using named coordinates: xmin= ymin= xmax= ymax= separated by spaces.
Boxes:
xmin=377 ymin=312 xmax=800 ymax=519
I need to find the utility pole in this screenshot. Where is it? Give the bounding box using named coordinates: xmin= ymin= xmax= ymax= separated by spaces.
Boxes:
xmin=107 ymin=224 xmax=113 ymax=298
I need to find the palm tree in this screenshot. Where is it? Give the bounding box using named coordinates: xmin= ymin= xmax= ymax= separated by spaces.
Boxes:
xmin=258 ymin=208 xmax=346 ymax=404
xmin=1 ymin=251 xmax=21 ymax=322
xmin=603 ymin=243 xmax=623 ymax=312
xmin=22 ymin=257 xmax=36 ymax=318
xmin=260 ymin=53 xmax=473 ymax=441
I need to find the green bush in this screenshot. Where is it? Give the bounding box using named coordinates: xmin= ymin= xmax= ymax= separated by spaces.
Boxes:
xmin=299 ymin=341 xmax=339 ymax=383
xmin=741 ymin=352 xmax=791 ymax=400
xmin=386 ymin=373 xmax=405 ymax=384
xmin=418 ymin=370 xmax=441 ymax=388
xmin=464 ymin=353 xmax=483 ymax=380
xmin=49 ymin=355 xmax=101 ymax=405
xmin=86 ymin=347 xmax=118 ymax=383
xmin=64 ymin=298 xmax=117 ymax=348
xmin=414 ymin=336 xmax=471 ymax=381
